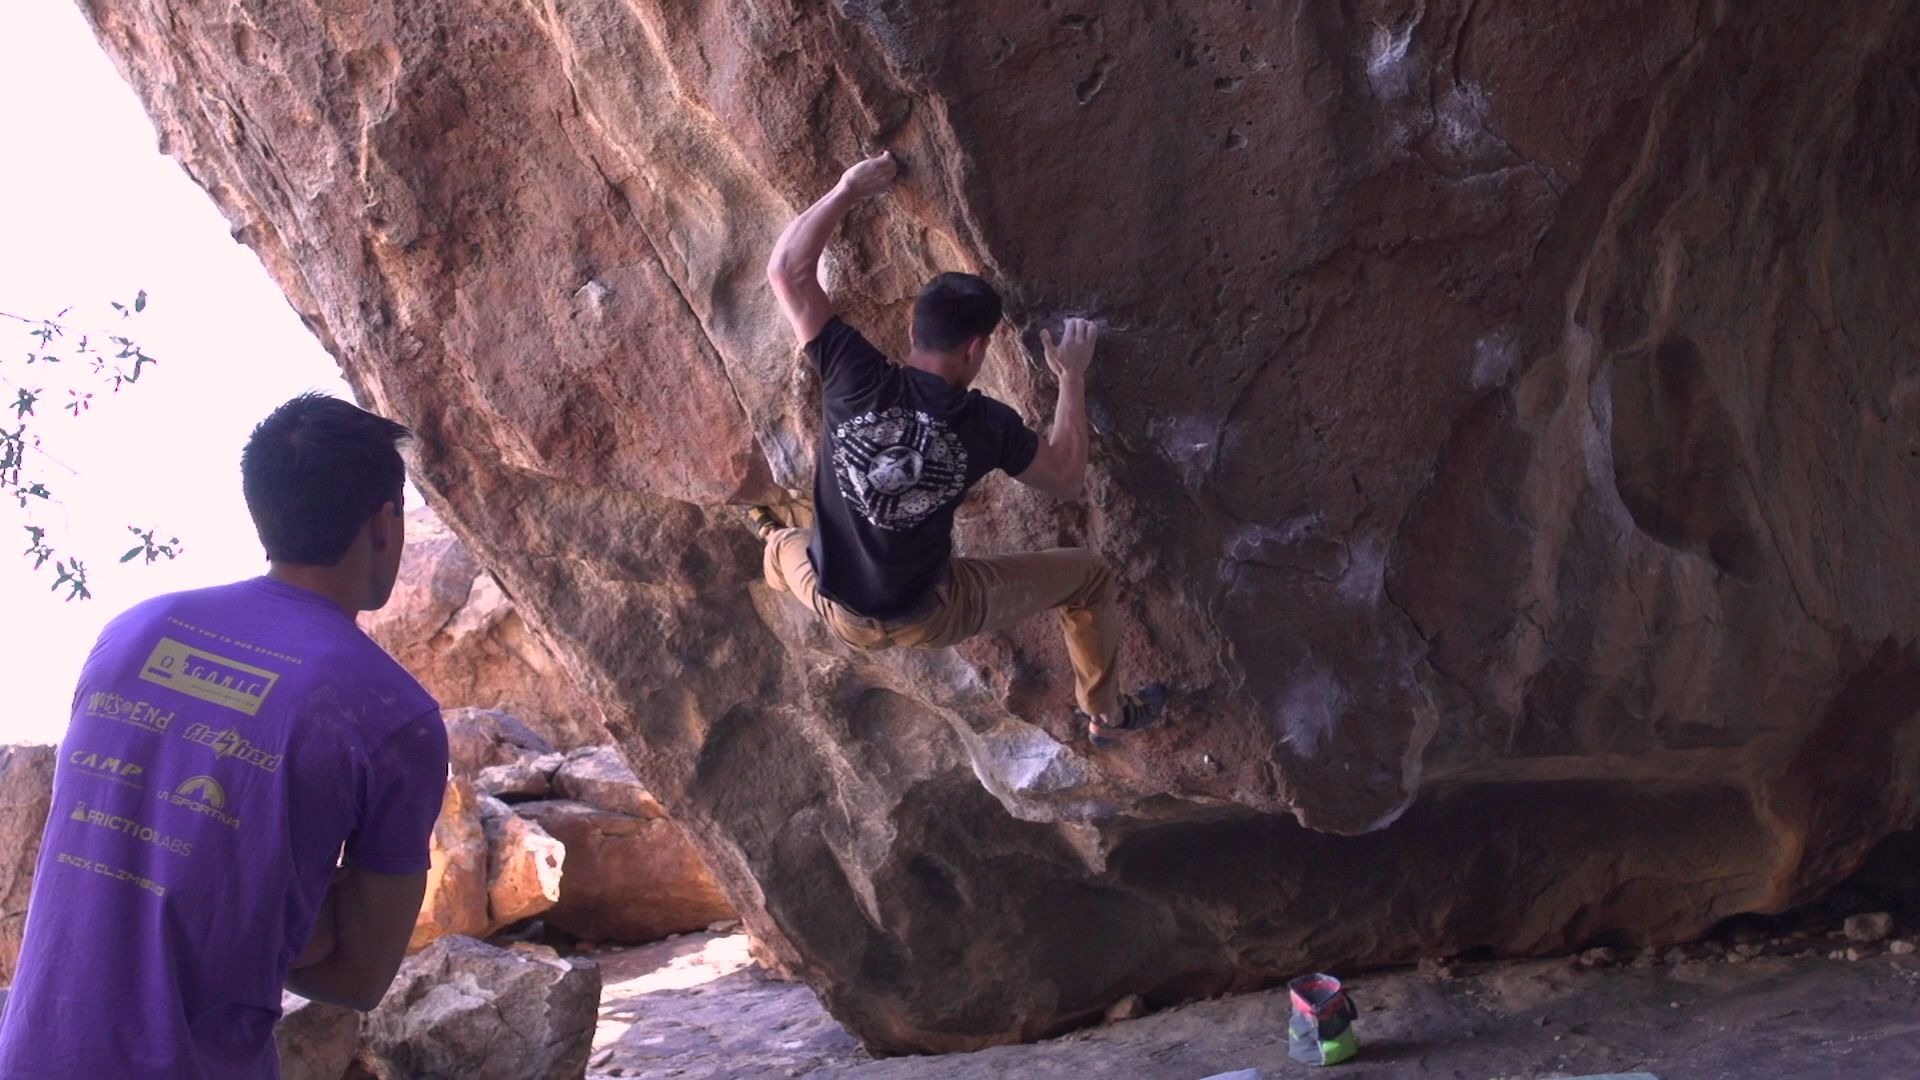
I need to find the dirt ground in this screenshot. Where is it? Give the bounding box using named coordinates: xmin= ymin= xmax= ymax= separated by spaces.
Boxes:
xmin=583 ymin=892 xmax=1920 ymax=1080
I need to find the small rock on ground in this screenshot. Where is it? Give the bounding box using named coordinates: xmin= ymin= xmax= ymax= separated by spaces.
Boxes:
xmin=1844 ymin=912 xmax=1895 ymax=943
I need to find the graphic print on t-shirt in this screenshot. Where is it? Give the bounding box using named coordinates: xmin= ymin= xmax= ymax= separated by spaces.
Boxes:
xmin=832 ymin=406 xmax=969 ymax=531
xmin=137 ymin=635 xmax=281 ymax=716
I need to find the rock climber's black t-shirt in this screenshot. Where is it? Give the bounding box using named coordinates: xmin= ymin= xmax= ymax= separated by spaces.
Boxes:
xmin=805 ymin=317 xmax=1040 ymax=621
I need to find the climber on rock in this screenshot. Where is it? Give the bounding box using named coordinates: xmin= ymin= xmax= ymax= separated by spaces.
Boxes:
xmin=753 ymin=149 xmax=1164 ymax=746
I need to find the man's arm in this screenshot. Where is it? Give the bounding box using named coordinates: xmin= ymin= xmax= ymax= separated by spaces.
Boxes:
xmin=766 ymin=151 xmax=899 ymax=346
xmin=284 ymin=862 xmax=428 ymax=1012
xmin=289 ymin=870 xmax=340 ymax=970
xmin=286 ymin=709 xmax=445 ymax=1011
xmin=1013 ymin=318 xmax=1098 ymax=502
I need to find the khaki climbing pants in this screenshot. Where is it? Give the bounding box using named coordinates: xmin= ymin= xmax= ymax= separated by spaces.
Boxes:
xmin=762 ymin=527 xmax=1121 ymax=720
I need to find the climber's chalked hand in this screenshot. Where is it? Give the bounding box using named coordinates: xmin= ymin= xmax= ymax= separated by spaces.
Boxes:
xmin=837 ymin=150 xmax=899 ymax=199
xmin=1042 ymin=317 xmax=1099 ymax=381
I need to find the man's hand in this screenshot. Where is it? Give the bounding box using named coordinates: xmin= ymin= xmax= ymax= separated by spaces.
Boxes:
xmin=836 ymin=151 xmax=899 ymax=199
xmin=1041 ymin=318 xmax=1099 ymax=381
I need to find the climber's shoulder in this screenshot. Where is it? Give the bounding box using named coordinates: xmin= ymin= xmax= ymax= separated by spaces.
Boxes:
xmin=806 ymin=317 xmax=889 ymax=384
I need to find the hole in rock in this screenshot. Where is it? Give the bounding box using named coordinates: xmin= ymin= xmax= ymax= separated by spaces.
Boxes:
xmin=1693 ymin=829 xmax=1920 ymax=954
xmin=1609 ymin=333 xmax=1767 ymax=580
xmin=1074 ymin=56 xmax=1114 ymax=104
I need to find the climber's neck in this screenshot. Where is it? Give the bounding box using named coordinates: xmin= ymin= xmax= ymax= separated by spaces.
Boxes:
xmin=904 ymin=340 xmax=985 ymax=390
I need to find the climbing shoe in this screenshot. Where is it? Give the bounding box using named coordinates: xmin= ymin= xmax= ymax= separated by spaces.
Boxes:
xmin=1086 ymin=684 xmax=1170 ymax=748
xmin=743 ymin=505 xmax=784 ymax=541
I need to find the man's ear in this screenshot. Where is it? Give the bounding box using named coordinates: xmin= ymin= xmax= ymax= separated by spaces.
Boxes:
xmin=969 ymin=335 xmax=991 ymax=366
xmin=368 ymin=501 xmax=400 ymax=551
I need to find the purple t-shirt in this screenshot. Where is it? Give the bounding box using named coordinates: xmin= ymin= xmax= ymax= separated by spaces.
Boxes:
xmin=0 ymin=577 xmax=447 ymax=1078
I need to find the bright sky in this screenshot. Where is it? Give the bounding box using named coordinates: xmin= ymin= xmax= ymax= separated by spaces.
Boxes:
xmin=0 ymin=5 xmax=352 ymax=744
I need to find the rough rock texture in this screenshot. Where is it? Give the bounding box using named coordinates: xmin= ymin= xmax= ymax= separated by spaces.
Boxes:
xmin=517 ymin=799 xmax=737 ymax=944
xmin=410 ymin=777 xmax=489 ymax=951
xmin=275 ymin=993 xmax=361 ymax=1080
xmin=474 ymin=751 xmax=565 ymax=801
xmin=443 ymin=708 xmax=553 ymax=778
xmin=479 ymin=795 xmax=565 ymax=934
xmin=553 ymin=745 xmax=667 ymax=819
xmin=413 ymin=777 xmax=572 ymax=946
xmin=360 ymin=936 xmax=600 ymax=1080
xmin=0 ymin=745 xmax=55 ymax=984
xmin=363 ymin=508 xmax=603 ymax=750
xmin=84 ymin=0 xmax=1920 ymax=1053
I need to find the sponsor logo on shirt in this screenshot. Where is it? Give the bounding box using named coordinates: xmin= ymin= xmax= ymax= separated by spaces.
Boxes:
xmin=82 ymin=691 xmax=176 ymax=735
xmin=56 ymin=851 xmax=167 ymax=898
xmin=67 ymin=749 xmax=146 ymax=791
xmin=180 ymin=723 xmax=283 ymax=773
xmin=137 ymin=636 xmax=280 ymax=716
xmin=157 ymin=775 xmax=241 ymax=830
xmin=68 ymin=801 xmax=194 ymax=857
xmin=831 ymin=406 xmax=969 ymax=531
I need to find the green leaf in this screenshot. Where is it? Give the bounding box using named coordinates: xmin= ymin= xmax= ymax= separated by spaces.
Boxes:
xmin=121 ymin=546 xmax=145 ymax=563
xmin=133 ymin=290 xmax=147 ymax=313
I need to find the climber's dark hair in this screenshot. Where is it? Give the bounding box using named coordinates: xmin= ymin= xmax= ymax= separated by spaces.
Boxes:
xmin=912 ymin=272 xmax=1003 ymax=352
xmin=241 ymin=392 xmax=411 ymax=566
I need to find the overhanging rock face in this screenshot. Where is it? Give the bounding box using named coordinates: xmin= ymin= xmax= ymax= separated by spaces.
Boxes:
xmin=83 ymin=0 xmax=1920 ymax=1053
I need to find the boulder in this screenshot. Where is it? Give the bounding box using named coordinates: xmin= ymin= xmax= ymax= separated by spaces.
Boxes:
xmin=0 ymin=745 xmax=54 ymax=983
xmin=84 ymin=0 xmax=1920 ymax=1053
xmin=275 ymin=992 xmax=360 ymax=1080
xmin=361 ymin=508 xmax=604 ymax=750
xmin=478 ymin=796 xmax=565 ymax=934
xmin=359 ymin=936 xmax=599 ymax=1080
xmin=442 ymin=708 xmax=553 ymax=779
xmin=408 ymin=777 xmax=488 ymax=951
xmin=1844 ymin=913 xmax=1894 ymax=945
xmin=552 ymin=745 xmax=665 ymax=819
xmin=515 ymin=800 xmax=734 ymax=943
xmin=473 ymin=752 xmax=566 ymax=801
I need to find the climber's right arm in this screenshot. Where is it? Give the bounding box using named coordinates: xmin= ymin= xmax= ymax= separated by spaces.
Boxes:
xmin=1013 ymin=319 xmax=1097 ymax=502
xmin=767 ymin=151 xmax=899 ymax=346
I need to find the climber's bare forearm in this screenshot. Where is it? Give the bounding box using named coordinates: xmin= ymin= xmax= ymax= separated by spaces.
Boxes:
xmin=767 ymin=184 xmax=856 ymax=287
xmin=1017 ymin=375 xmax=1089 ymax=502
xmin=1046 ymin=374 xmax=1091 ymax=499
xmin=767 ymin=184 xmax=857 ymax=345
